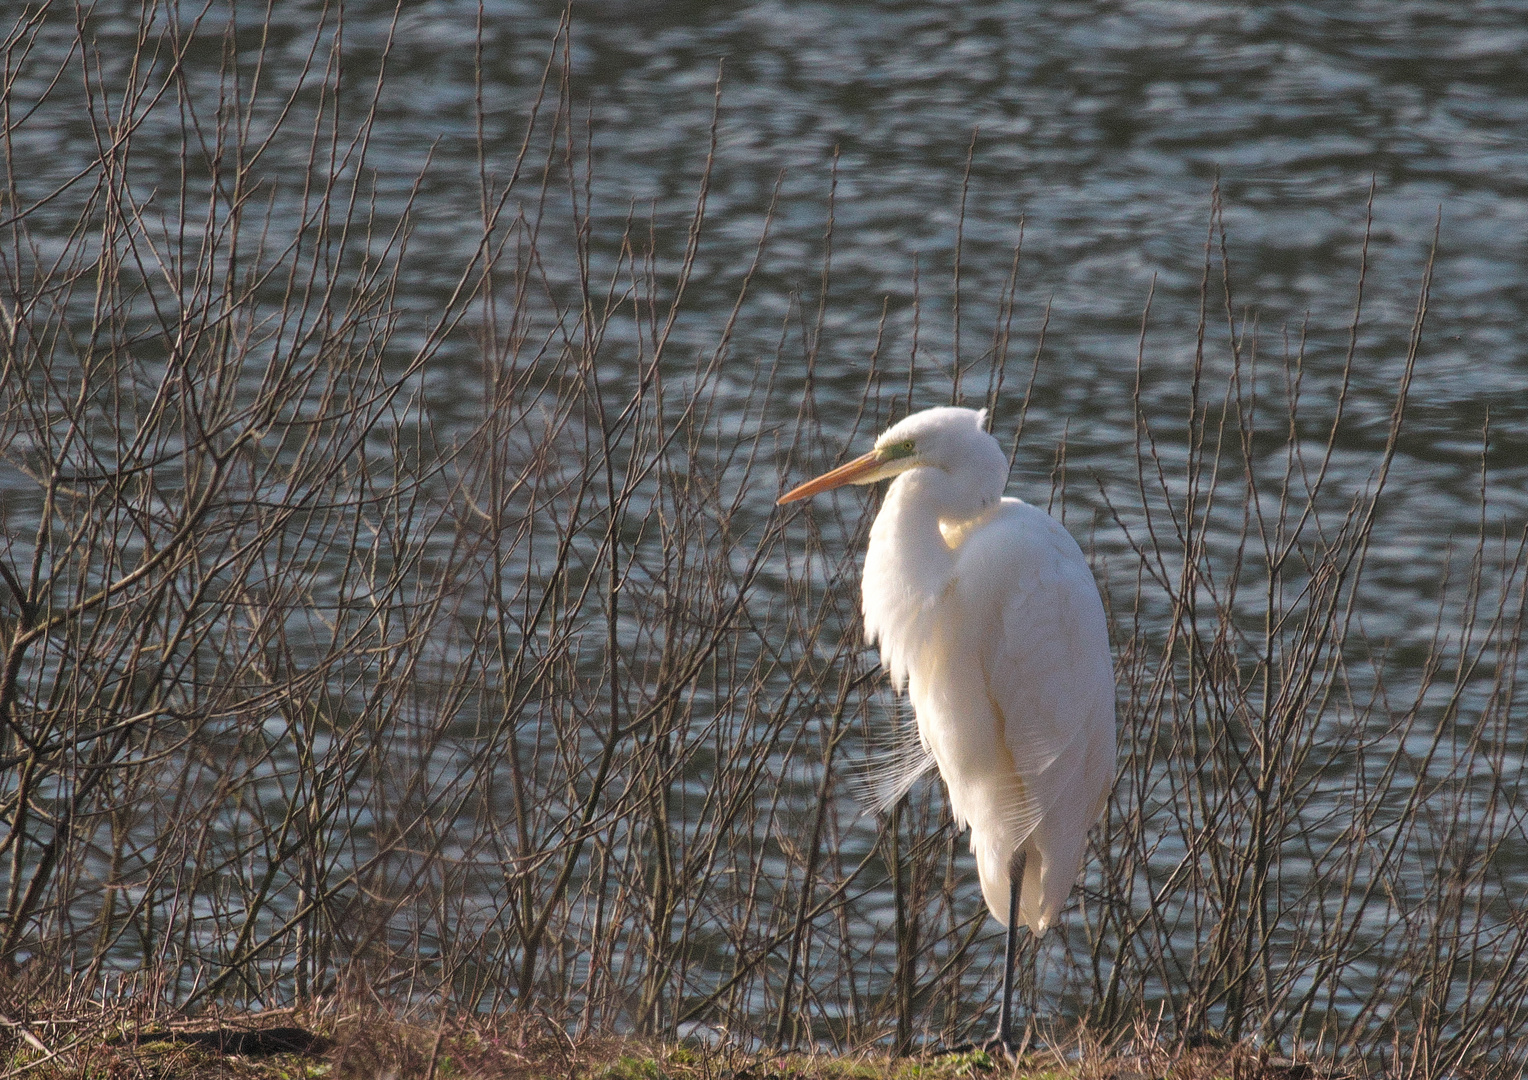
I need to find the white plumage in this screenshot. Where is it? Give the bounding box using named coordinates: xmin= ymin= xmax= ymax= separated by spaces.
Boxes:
xmin=779 ymin=405 xmax=1116 ymax=1044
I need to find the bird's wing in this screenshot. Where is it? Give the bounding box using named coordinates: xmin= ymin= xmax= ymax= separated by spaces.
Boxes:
xmin=954 ymin=503 xmax=1116 ymax=838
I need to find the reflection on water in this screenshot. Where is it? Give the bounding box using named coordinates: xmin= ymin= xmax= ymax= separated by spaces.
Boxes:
xmin=374 ymin=0 xmax=1528 ymax=524
xmin=4 ymin=0 xmax=1527 ymax=1055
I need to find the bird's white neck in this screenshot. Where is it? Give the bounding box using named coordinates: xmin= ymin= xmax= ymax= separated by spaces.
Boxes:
xmin=861 ymin=464 xmax=1003 ymax=690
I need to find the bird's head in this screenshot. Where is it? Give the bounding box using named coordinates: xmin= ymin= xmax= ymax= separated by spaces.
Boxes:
xmin=777 ymin=406 xmax=1001 ymax=504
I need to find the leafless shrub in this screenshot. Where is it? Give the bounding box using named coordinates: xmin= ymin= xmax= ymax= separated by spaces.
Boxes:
xmin=0 ymin=4 xmax=1522 ymax=1077
xmin=1065 ymin=189 xmax=1528 ymax=1080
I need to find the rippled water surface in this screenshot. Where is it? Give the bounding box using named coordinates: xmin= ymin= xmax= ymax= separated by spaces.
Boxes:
xmin=10 ymin=0 xmax=1528 ymax=1044
xmin=398 ymin=0 xmax=1528 ymax=679
xmin=369 ymin=0 xmax=1528 ymax=519
xmin=35 ymin=0 xmax=1528 ymax=531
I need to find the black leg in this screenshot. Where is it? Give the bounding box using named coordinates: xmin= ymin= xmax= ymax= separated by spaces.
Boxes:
xmin=992 ymin=851 xmax=1026 ymax=1055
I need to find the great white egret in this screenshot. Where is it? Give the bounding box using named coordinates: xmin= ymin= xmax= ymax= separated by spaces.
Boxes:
xmin=778 ymin=405 xmax=1116 ymax=1053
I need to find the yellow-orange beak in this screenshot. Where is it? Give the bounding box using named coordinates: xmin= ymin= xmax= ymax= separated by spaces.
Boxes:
xmin=777 ymin=449 xmax=886 ymax=505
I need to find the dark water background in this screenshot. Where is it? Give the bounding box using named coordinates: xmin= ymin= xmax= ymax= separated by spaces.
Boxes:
xmin=42 ymin=0 xmax=1527 ymax=600
xmin=346 ymin=0 xmax=1528 ymax=1021
xmin=377 ymin=0 xmax=1528 ymax=717
xmin=9 ymin=0 xmax=1528 ymax=1045
xmin=366 ymin=0 xmax=1528 ymax=546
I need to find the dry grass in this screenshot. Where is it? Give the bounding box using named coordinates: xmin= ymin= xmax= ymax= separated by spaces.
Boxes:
xmin=0 ymin=1000 xmax=1362 ymax=1080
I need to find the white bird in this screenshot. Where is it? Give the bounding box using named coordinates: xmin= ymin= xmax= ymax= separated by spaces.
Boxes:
xmin=778 ymin=405 xmax=1116 ymax=1052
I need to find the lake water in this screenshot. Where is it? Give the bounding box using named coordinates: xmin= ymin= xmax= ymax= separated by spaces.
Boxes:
xmin=7 ymin=0 xmax=1528 ymax=1059
xmin=360 ymin=0 xmax=1528 ymax=539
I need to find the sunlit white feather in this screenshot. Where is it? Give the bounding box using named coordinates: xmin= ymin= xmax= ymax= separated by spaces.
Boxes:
xmin=856 ymin=407 xmax=1115 ymax=932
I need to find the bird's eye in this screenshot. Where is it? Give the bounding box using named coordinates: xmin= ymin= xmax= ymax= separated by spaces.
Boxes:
xmin=900 ymin=441 xmax=915 ymax=452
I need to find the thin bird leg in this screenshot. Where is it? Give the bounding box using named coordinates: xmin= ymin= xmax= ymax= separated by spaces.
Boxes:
xmin=993 ymin=850 xmax=1027 ymax=1054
